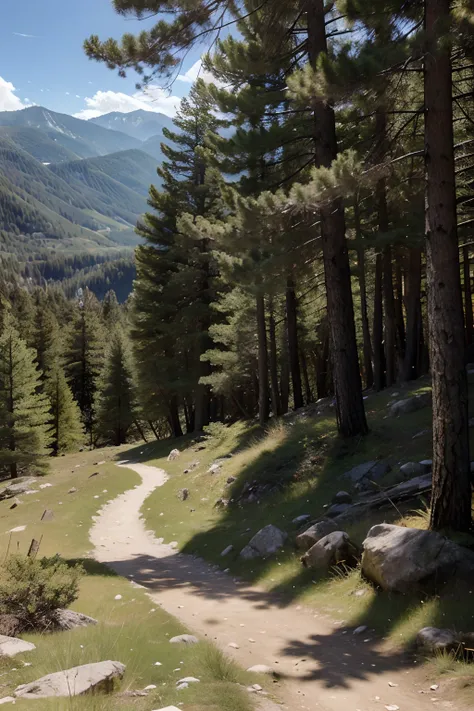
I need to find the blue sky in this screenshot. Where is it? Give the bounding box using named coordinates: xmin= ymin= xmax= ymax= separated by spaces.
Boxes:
xmin=0 ymin=0 xmax=210 ymax=118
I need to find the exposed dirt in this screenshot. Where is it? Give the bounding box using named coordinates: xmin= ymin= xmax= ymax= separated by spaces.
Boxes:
xmin=90 ymin=461 xmax=464 ymax=711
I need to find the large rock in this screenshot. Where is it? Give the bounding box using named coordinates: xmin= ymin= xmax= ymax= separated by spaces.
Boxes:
xmin=240 ymin=525 xmax=287 ymax=560
xmin=344 ymin=461 xmax=390 ymax=485
xmin=400 ymin=462 xmax=425 ymax=478
xmin=296 ymin=519 xmax=338 ymax=551
xmin=389 ymin=392 xmax=431 ymax=417
xmin=362 ymin=524 xmax=474 ymax=592
xmin=169 ymin=634 xmax=198 ymax=645
xmin=301 ymin=531 xmax=360 ymax=570
xmin=0 ymin=478 xmax=37 ymax=501
xmin=416 ymin=627 xmax=460 ymax=654
xmin=0 ymin=635 xmax=35 ymax=657
xmin=15 ymin=661 xmax=125 ymax=698
xmin=52 ymin=609 xmax=98 ymax=631
xmin=167 ymin=449 xmax=180 ymax=461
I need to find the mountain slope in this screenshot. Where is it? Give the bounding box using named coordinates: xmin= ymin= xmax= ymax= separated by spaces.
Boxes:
xmin=0 ymin=106 xmax=141 ymax=158
xmin=90 ymin=109 xmax=174 ymax=142
xmin=0 ymin=126 xmax=81 ymax=163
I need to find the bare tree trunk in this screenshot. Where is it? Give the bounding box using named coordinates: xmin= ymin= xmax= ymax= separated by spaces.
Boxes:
xmin=286 ymin=277 xmax=304 ymax=410
xmin=168 ymin=396 xmax=183 ymax=438
xmin=280 ymin=319 xmax=290 ymax=415
xmin=300 ymin=348 xmax=313 ymax=404
xmin=383 ymin=245 xmax=397 ymax=386
xmin=394 ymin=249 xmax=406 ymax=361
xmin=463 ymin=245 xmax=473 ymax=345
xmin=256 ymin=294 xmax=270 ymax=426
xmin=425 ymin=0 xmax=471 ymax=531
xmin=307 ymin=0 xmax=367 ymax=437
xmin=268 ymin=299 xmax=282 ymax=416
xmin=402 ymin=247 xmax=423 ymax=382
xmin=373 ymin=252 xmax=385 ymax=391
xmin=355 ymin=228 xmax=374 ymax=389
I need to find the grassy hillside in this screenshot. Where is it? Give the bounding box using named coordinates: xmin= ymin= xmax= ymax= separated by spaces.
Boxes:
xmin=135 ymin=376 xmax=474 ymax=701
xmin=0 ymin=450 xmax=254 ymax=711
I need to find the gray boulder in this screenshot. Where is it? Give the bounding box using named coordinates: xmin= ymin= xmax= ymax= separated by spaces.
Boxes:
xmin=169 ymin=634 xmax=198 ymax=645
xmin=419 ymin=460 xmax=433 ymax=472
xmin=332 ymin=491 xmax=352 ymax=505
xmin=0 ymin=635 xmax=35 ymax=657
xmin=344 ymin=461 xmax=377 ymax=483
xmin=240 ymin=524 xmax=287 ymax=560
xmin=52 ymin=609 xmax=98 ymax=631
xmin=177 ymin=488 xmax=189 ymax=501
xmin=296 ymin=519 xmax=338 ymax=551
xmin=15 ymin=661 xmax=125 ymax=698
xmin=167 ymin=449 xmax=180 ymax=461
xmin=0 ymin=478 xmax=37 ymax=501
xmin=389 ymin=392 xmax=431 ymax=417
xmin=400 ymin=462 xmax=425 ymax=478
xmin=362 ymin=523 xmax=474 ymax=592
xmin=326 ymin=503 xmax=351 ymax=518
xmin=301 ymin=531 xmax=360 ymax=570
xmin=292 ymin=514 xmax=311 ymax=526
xmin=416 ymin=627 xmax=460 ymax=654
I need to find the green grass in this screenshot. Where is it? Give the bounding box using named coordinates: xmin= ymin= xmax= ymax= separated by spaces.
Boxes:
xmin=0 ymin=448 xmax=255 ymax=711
xmin=138 ymin=376 xmax=474 ymax=701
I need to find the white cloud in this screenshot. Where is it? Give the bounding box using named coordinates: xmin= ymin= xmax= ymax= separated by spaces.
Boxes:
xmin=74 ymin=85 xmax=181 ymax=120
xmin=0 ymin=76 xmax=26 ymax=111
xmin=75 ymin=95 xmax=81 ymax=99
xmin=13 ymin=32 xmax=39 ymax=38
xmin=177 ymin=58 xmax=223 ymax=86
xmin=65 ymin=91 xmax=70 ymax=96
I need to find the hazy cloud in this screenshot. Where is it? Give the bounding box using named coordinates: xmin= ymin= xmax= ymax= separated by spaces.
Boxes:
xmin=74 ymin=86 xmax=181 ymax=119
xmin=13 ymin=32 xmax=39 ymax=38
xmin=0 ymin=76 xmax=26 ymax=111
xmin=177 ymin=58 xmax=223 ymax=86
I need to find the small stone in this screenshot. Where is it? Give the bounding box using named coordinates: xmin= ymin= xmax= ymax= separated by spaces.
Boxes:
xmin=419 ymin=460 xmax=433 ymax=471
xmin=0 ymin=697 xmax=15 ymax=705
xmin=176 ymin=677 xmax=199 ymax=685
xmin=228 ymin=643 xmax=239 ymax=649
xmin=154 ymin=662 xmax=162 ymax=666
xmin=400 ymin=462 xmax=425 ymax=477
xmin=167 ymin=449 xmax=180 ymax=461
xmin=353 ymin=626 xmax=368 ymax=635
xmin=226 ymin=476 xmax=236 ymax=484
xmin=385 ymin=706 xmax=400 ymax=711
xmin=8 ymin=526 xmax=26 ymax=533
xmin=246 ymin=665 xmax=275 ymax=675
xmin=41 ymin=509 xmax=54 ymax=522
xmin=430 ymin=684 xmax=439 ymax=691
xmin=114 ymin=595 xmax=122 ymax=601
xmin=221 ymin=545 xmax=233 ymax=557
xmin=169 ymin=634 xmax=198 ymax=645
xmin=292 ymin=514 xmax=311 ymax=525
xmin=39 ymin=483 xmax=52 ymax=489
xmin=388 ymin=681 xmax=398 ymax=687
xmin=208 ymin=462 xmax=222 ymax=474
xmin=252 ymin=684 xmax=263 ymax=691
xmin=68 ymin=488 xmax=77 ymax=494
xmin=332 ymin=491 xmax=352 ymax=505
xmin=248 ymin=638 xmax=256 ymax=643
xmin=176 ymin=683 xmax=188 ymax=690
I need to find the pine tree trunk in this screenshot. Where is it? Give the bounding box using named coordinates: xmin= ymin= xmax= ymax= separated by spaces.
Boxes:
xmin=394 ymin=250 xmax=406 ymax=359
xmin=373 ymin=251 xmax=385 ymax=391
xmin=300 ymin=348 xmax=313 ymax=404
xmin=463 ymin=245 xmax=473 ymax=345
xmin=425 ymin=0 xmax=471 ymax=532
xmin=168 ymin=396 xmax=183 ymax=438
xmin=286 ymin=277 xmax=304 ymax=410
xmin=148 ymin=420 xmax=160 ymax=440
xmin=268 ymin=301 xmax=282 ymax=416
xmin=307 ymin=0 xmax=367 ymax=437
xmin=280 ymin=320 xmax=290 ymax=415
xmin=314 ymin=318 xmax=330 ymax=398
xmin=256 ymin=294 xmax=270 ymax=426
xmin=402 ymin=247 xmax=422 ymax=382
xmin=383 ymin=245 xmax=397 ymax=386
xmin=355 ymin=237 xmax=374 ymax=389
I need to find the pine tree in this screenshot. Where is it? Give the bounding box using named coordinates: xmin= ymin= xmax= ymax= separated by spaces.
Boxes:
xmin=96 ymin=329 xmax=138 ymax=445
xmin=0 ymin=315 xmax=52 ymax=478
xmin=44 ymin=362 xmax=84 ymax=455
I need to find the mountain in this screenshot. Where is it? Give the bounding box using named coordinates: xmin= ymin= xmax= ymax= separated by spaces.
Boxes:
xmin=0 ymin=126 xmax=81 ymax=163
xmin=141 ymin=134 xmax=166 ymax=162
xmin=0 ymin=106 xmax=141 ymax=158
xmin=90 ymin=109 xmax=174 ymax=142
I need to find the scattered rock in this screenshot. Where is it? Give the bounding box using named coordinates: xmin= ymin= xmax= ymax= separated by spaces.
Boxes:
xmin=295 ymin=519 xmax=337 ymax=551
xmin=68 ymin=487 xmax=77 ymax=494
xmin=221 ymin=545 xmax=234 ymax=557
xmin=152 ymin=707 xmax=181 ymax=711
xmin=52 ymin=609 xmax=98 ymax=631
xmin=240 ymin=525 xmax=287 ymax=560
xmin=9 ymin=499 xmax=21 ymax=510
xmin=39 ymin=483 xmax=52 ymax=489
xmin=15 ymin=661 xmax=125 ymax=699
xmin=41 ymin=509 xmax=54 ymax=522
xmin=169 ymin=634 xmax=198 ymax=645
xmin=177 ymin=488 xmax=189 ymax=502
xmin=326 ymin=503 xmax=351 ymax=518
xmin=0 ymin=635 xmax=35 ymax=657
xmin=88 ymin=472 xmax=99 ymax=478
xmin=228 ymin=642 xmax=239 ymax=649
xmin=419 ymin=459 xmax=433 ymax=472
xmin=301 ymin=531 xmax=360 ymax=570
xmin=417 ymin=627 xmax=460 ymax=654
xmin=114 ymin=595 xmax=122 ymax=601
xmin=430 ymin=684 xmax=439 ymax=691
xmin=246 ymin=665 xmax=276 ymax=676
xmin=332 ymin=491 xmax=352 ymax=505
xmin=389 ymin=392 xmax=431 ymax=417
xmin=176 ymin=677 xmax=200 ymax=685
xmin=400 ymin=462 xmax=425 ymax=477
xmin=167 ymin=449 xmax=180 ymax=461
xmin=0 ymin=478 xmax=37 ymax=501
xmin=208 ymin=462 xmax=222 ymax=474
xmin=292 ymin=514 xmax=311 ymax=526
xmin=176 ymin=683 xmax=188 ymax=690
xmin=144 ymin=685 xmax=157 ymax=691
xmin=353 ymin=625 xmax=368 ymax=635
xmin=413 ymin=429 xmax=429 ymax=439
xmin=226 ymin=476 xmax=236 ymax=485
xmin=385 ymin=706 xmax=400 ymax=711
xmin=8 ymin=526 xmax=26 ymax=533
xmin=344 ymin=461 xmax=377 ymax=483
xmin=0 ymin=697 xmax=15 ymax=705
xmin=214 ymin=498 xmax=229 ymax=508
xmin=362 ymin=524 xmax=474 ymax=592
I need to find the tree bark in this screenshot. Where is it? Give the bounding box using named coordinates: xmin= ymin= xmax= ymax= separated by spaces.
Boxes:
xmin=268 ymin=299 xmax=282 ymax=416
xmin=394 ymin=250 xmax=406 ymax=360
xmin=354 ymin=204 xmax=373 ymax=389
xmin=425 ymin=0 xmax=471 ymax=532
xmin=286 ymin=277 xmax=304 ymax=410
xmin=307 ymin=0 xmax=367 ymax=437
xmin=280 ymin=318 xmax=290 ymax=415
xmin=383 ymin=246 xmax=397 ymax=386
xmin=463 ymin=245 xmax=473 ymax=345
xmin=168 ymin=396 xmax=183 ymax=438
xmin=300 ymin=348 xmax=313 ymax=404
xmin=402 ymin=247 xmax=423 ymax=382
xmin=256 ymin=294 xmax=270 ymax=426
xmin=373 ymin=251 xmax=385 ymax=391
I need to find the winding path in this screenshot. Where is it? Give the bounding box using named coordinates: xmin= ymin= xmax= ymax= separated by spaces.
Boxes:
xmin=90 ymin=461 xmax=459 ymax=711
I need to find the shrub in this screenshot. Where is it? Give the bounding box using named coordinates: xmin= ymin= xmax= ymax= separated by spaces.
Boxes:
xmin=0 ymin=555 xmax=83 ymax=631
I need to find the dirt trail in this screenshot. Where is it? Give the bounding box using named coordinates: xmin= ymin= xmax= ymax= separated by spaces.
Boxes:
xmin=90 ymin=461 xmax=458 ymax=711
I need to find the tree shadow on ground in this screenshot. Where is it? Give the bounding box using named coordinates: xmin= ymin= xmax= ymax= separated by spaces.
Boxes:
xmin=66 ymin=557 xmax=117 ymax=576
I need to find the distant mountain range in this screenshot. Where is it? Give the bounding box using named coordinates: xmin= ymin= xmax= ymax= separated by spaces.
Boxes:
xmin=0 ymin=106 xmax=168 ymax=263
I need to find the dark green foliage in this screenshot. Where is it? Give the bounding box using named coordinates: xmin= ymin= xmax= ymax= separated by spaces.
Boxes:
xmin=0 ymin=314 xmax=52 ymax=478
xmin=45 ymin=362 xmax=84 ymax=454
xmin=0 ymin=555 xmax=83 ymax=632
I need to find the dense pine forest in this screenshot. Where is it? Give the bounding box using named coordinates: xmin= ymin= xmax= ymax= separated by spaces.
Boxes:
xmin=1 ymin=0 xmax=473 ymax=537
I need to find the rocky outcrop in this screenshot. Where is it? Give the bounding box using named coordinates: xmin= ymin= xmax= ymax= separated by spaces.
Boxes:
xmin=301 ymin=531 xmax=360 ymax=570
xmin=295 ymin=519 xmax=338 ymax=551
xmin=416 ymin=627 xmax=460 ymax=654
xmin=0 ymin=635 xmax=35 ymax=657
xmin=0 ymin=478 xmax=37 ymax=501
xmin=399 ymin=462 xmax=425 ymax=477
xmin=15 ymin=661 xmax=125 ymax=698
xmin=52 ymin=609 xmax=98 ymax=631
xmin=362 ymin=524 xmax=474 ymax=592
xmin=389 ymin=392 xmax=431 ymax=417
xmin=240 ymin=525 xmax=287 ymax=560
